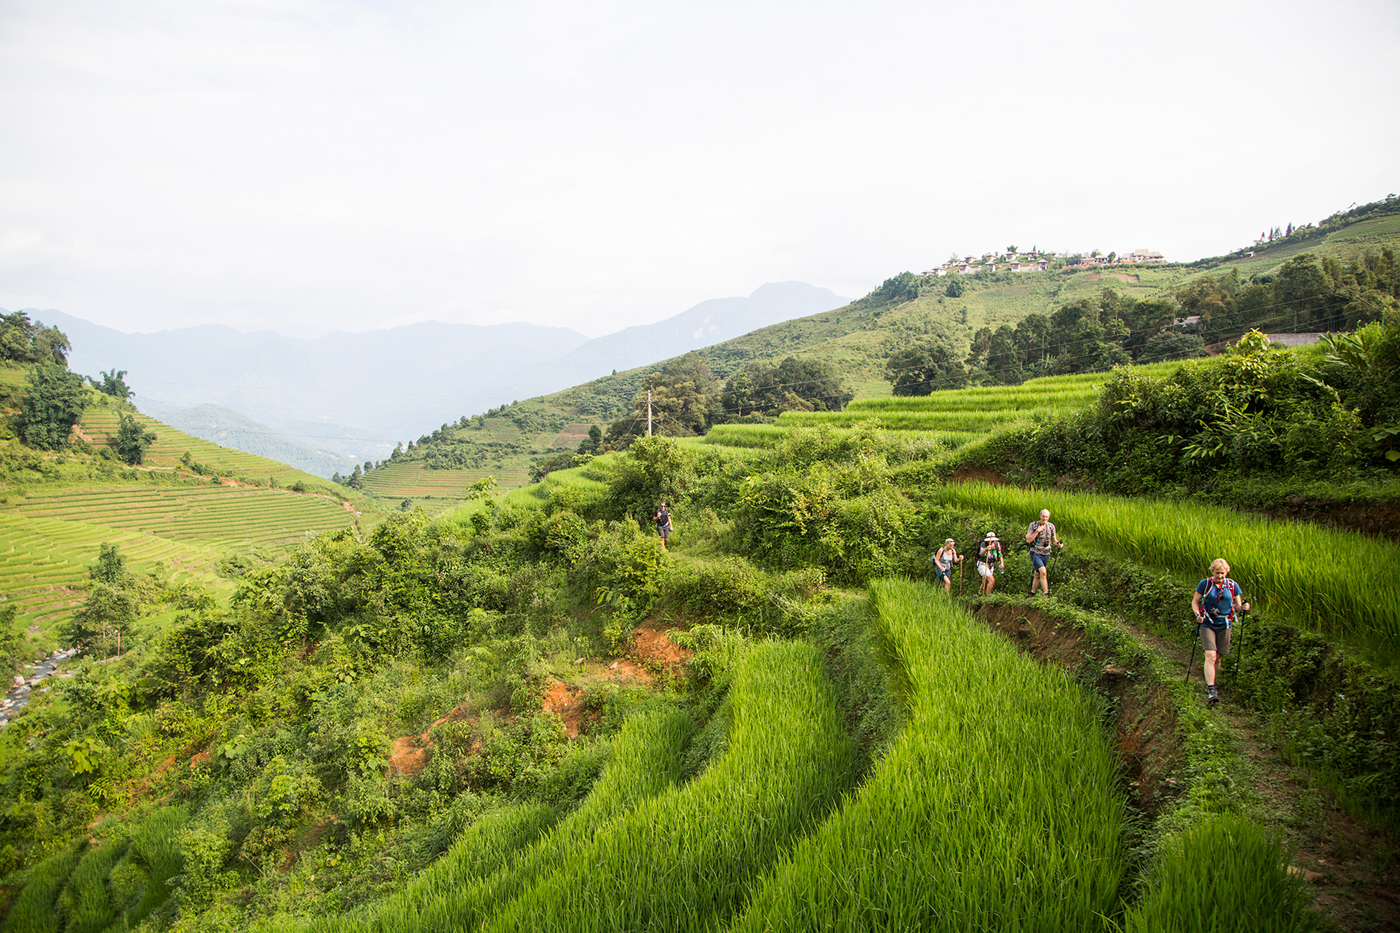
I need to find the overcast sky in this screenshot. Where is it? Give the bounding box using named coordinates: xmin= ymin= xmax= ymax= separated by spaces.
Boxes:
xmin=2 ymin=0 xmax=1397 ymax=339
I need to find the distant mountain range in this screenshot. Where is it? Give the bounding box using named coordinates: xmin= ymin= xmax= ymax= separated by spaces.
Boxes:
xmin=15 ymin=282 xmax=848 ymax=471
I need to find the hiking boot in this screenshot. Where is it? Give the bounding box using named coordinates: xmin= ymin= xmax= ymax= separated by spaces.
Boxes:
xmin=1206 ymin=685 xmax=1219 ymax=704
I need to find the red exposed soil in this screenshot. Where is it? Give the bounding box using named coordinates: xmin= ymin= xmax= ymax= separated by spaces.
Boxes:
xmin=541 ymin=681 xmax=588 ymax=739
xmin=389 ymin=704 xmax=475 ymax=776
xmin=948 ymin=466 xmax=1005 ymax=486
xmin=1085 ymin=273 xmax=1141 ymax=284
xmin=387 ymin=625 xmax=688 ymax=771
xmin=631 ymin=623 xmax=689 ymax=667
xmin=602 ymin=658 xmax=652 ymax=686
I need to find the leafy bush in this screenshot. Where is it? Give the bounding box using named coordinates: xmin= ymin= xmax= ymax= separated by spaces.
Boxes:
xmin=15 ymin=365 xmax=86 ymax=451
xmin=659 ymin=557 xmax=826 ymax=636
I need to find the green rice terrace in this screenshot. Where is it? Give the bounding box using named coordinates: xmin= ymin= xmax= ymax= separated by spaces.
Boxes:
xmin=2 ymin=315 xmax=1399 ymax=932
xmin=78 ymin=403 xmax=343 ymax=491
xmin=0 ymin=389 xmax=375 ymax=638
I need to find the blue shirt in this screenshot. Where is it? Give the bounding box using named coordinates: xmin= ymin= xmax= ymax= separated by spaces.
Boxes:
xmin=1196 ymin=577 xmax=1242 ymax=629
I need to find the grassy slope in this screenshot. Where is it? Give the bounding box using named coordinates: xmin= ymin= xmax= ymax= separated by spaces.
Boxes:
xmin=0 ymin=381 xmax=382 ymax=640
xmin=360 ymin=270 xmax=1180 ymax=497
xmin=363 ymin=207 xmax=1400 ymax=499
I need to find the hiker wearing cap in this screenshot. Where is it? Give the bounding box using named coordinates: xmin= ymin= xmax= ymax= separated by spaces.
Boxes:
xmin=1025 ymin=508 xmax=1064 ymax=596
xmin=654 ymin=502 xmax=672 ymax=550
xmin=931 ymin=538 xmax=963 ymax=593
xmin=976 ymin=533 xmax=1004 ymax=595
xmin=1191 ymin=558 xmax=1250 ymax=704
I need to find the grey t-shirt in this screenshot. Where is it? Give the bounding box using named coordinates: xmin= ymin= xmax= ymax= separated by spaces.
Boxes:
xmin=1027 ymin=521 xmax=1056 ymax=556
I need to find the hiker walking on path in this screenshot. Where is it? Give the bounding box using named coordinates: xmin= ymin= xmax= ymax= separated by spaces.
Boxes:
xmin=653 ymin=502 xmax=673 ymax=550
xmin=976 ymin=533 xmax=1004 ymax=596
xmin=1025 ymin=508 xmax=1064 ymax=596
xmin=931 ymin=538 xmax=963 ymax=593
xmin=1191 ymin=558 xmax=1250 ymax=704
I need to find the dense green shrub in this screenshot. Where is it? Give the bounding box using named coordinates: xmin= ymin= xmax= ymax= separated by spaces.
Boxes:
xmin=732 ymin=457 xmax=915 ymax=584
xmin=659 ymin=556 xmax=826 ymax=636
xmin=15 ymin=366 xmax=86 ymax=451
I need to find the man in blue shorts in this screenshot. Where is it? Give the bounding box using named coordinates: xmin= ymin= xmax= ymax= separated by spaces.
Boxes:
xmin=1191 ymin=558 xmax=1250 ymax=704
xmin=1024 ymin=509 xmax=1064 ymax=596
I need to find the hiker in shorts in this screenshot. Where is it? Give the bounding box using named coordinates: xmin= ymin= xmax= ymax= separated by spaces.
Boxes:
xmin=1025 ymin=508 xmax=1064 ymax=596
xmin=1191 ymin=558 xmax=1250 ymax=704
xmin=653 ymin=501 xmax=672 ymax=550
xmin=931 ymin=538 xmax=963 ymax=593
xmin=975 ymin=533 xmax=1004 ymax=596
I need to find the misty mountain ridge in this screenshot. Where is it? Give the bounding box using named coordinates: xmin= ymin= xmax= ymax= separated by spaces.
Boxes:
xmin=16 ymin=281 xmax=848 ymax=470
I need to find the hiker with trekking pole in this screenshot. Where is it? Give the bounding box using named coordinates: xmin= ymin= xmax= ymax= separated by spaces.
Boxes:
xmin=931 ymin=538 xmax=963 ymax=594
xmin=975 ymin=533 xmax=1004 ymax=596
xmin=1188 ymin=558 xmax=1251 ymax=704
xmin=1025 ymin=509 xmax=1064 ymax=596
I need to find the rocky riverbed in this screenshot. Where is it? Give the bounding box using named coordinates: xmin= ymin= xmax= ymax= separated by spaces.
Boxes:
xmin=1 ymin=648 xmax=78 ymax=728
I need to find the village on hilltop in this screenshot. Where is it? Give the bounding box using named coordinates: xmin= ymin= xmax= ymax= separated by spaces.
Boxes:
xmin=924 ymin=247 xmax=1166 ymax=277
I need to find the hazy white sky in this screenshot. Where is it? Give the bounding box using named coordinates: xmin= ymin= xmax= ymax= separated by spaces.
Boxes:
xmin=2 ymin=0 xmax=1396 ymax=339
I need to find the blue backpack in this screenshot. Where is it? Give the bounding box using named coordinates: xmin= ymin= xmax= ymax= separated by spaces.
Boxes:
xmin=1199 ymin=578 xmax=1239 ymax=627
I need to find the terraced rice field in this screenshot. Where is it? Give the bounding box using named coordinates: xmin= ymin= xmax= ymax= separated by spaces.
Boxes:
xmin=702 ymin=423 xmax=979 ymax=451
xmin=80 ymin=406 xmax=337 ymax=490
xmin=0 ymin=512 xmax=228 ymax=629
xmin=363 ymin=461 xmax=528 ymax=499
xmin=0 ymin=484 xmax=356 ymax=633
xmin=703 ymin=364 xmax=1185 ymax=449
xmin=937 ymin=482 xmax=1400 ymax=656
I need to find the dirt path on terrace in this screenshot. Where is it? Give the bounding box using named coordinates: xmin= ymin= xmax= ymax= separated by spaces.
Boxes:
xmin=976 ymin=601 xmax=1399 ymax=932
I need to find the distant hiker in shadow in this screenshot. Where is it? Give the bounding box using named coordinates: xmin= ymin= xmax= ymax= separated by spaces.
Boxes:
xmin=654 ymin=501 xmax=672 ymax=550
xmin=931 ymin=538 xmax=963 ymax=593
xmin=976 ymin=533 xmax=1003 ymax=596
xmin=1192 ymin=558 xmax=1250 ymax=705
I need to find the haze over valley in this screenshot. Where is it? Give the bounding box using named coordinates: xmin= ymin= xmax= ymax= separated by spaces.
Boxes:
xmin=16 ymin=282 xmax=847 ymax=471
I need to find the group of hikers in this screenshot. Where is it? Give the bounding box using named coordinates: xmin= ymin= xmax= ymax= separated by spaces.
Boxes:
xmin=930 ymin=508 xmax=1249 ymax=705
xmin=931 ymin=508 xmax=1064 ymax=597
xmin=653 ymin=498 xmax=1245 ymax=706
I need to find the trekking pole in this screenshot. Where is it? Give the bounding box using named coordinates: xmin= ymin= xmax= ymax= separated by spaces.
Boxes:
xmin=1183 ymin=617 xmax=1200 ymax=683
xmin=958 ymin=552 xmax=965 ymax=596
xmin=1230 ymin=606 xmax=1247 ymax=684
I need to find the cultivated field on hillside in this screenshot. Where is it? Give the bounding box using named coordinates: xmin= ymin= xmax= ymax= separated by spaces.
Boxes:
xmin=0 ymin=481 xmax=358 ymax=634
xmin=362 ymin=460 xmax=529 ymax=503
xmin=79 ymin=403 xmax=342 ymax=493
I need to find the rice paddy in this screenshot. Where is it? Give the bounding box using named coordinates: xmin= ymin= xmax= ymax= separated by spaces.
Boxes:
xmin=1124 ymin=812 xmax=1317 ymax=933
xmin=702 ymin=364 xmax=1187 ymax=451
xmin=361 ymin=460 xmax=528 ymax=499
xmin=936 ymin=482 xmax=1400 ymax=656
xmin=479 ymin=639 xmax=856 ymax=933
xmin=79 ymin=406 xmax=339 ymax=492
xmin=0 ymin=482 xmax=357 ymax=633
xmin=729 ymin=579 xmax=1127 ymax=932
xmin=0 ymin=512 xmax=229 ymax=628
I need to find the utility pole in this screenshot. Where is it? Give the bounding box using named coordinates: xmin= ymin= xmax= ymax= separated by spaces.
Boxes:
xmin=646 ymin=390 xmax=653 ymax=437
